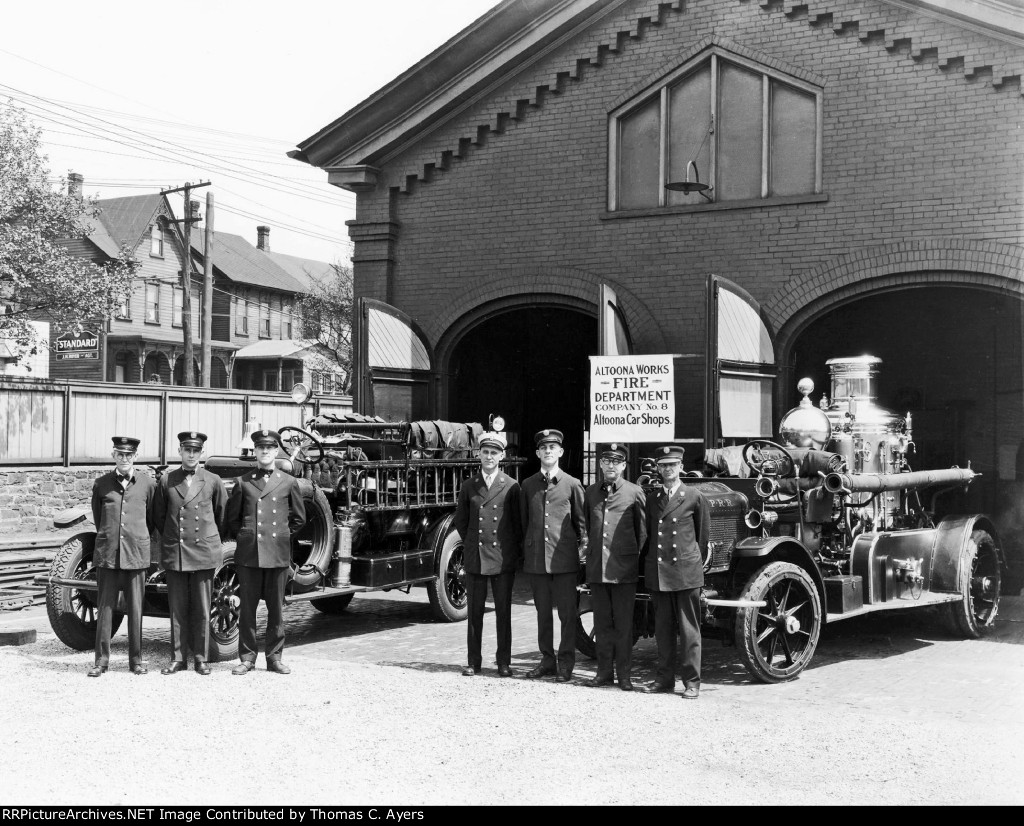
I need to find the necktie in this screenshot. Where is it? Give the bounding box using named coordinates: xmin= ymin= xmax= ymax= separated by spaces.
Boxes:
xmin=117 ymin=473 xmax=130 ymax=483
xmin=183 ymin=469 xmax=195 ymax=477
xmin=601 ymin=481 xmax=612 ymax=495
xmin=546 ymin=475 xmax=557 ymax=487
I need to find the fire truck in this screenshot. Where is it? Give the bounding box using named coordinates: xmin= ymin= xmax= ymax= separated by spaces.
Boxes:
xmin=39 ymin=408 xmax=524 ymax=661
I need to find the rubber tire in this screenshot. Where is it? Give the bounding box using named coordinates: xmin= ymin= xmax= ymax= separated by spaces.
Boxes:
xmin=576 ymin=589 xmax=644 ymax=660
xmin=46 ymin=533 xmax=123 ymax=651
xmin=208 ymin=542 xmax=239 ymax=663
xmin=311 ymin=593 xmax=355 ymax=614
xmin=427 ymin=526 xmax=468 ymax=622
xmin=734 ymin=561 xmax=822 ymax=684
xmin=290 ymin=483 xmax=333 ymax=590
xmin=945 ymin=529 xmax=1001 ymax=638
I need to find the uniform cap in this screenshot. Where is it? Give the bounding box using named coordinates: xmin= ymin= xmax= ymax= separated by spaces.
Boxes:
xmin=111 ymin=436 xmax=140 ymax=453
xmin=252 ymin=429 xmax=281 ymax=447
xmin=654 ymin=445 xmax=685 ymax=464
xmin=601 ymin=443 xmax=629 ymax=462
xmin=534 ymin=429 xmax=564 ymax=447
xmin=177 ymin=431 xmax=208 ymax=449
xmin=478 ymin=432 xmax=506 ymax=451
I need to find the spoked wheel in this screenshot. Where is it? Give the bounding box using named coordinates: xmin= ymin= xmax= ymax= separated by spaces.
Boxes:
xmin=945 ymin=529 xmax=1001 ymax=638
xmin=575 ymin=588 xmax=596 ymax=659
xmin=46 ymin=533 xmax=123 ymax=650
xmin=208 ymin=543 xmax=239 ymax=662
xmin=428 ymin=526 xmax=468 ymax=622
xmin=735 ymin=561 xmax=821 ymax=683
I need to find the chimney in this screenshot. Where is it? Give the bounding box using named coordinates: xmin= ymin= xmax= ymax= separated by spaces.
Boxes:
xmin=68 ymin=172 xmax=83 ymax=199
xmin=257 ymin=225 xmax=270 ymax=251
xmin=189 ymin=199 xmax=202 ymax=226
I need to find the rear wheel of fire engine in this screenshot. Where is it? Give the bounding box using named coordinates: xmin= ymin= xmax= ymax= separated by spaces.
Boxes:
xmin=734 ymin=561 xmax=821 ymax=684
xmin=428 ymin=527 xmax=468 ymax=622
xmin=46 ymin=533 xmax=123 ymax=651
xmin=208 ymin=543 xmax=239 ymax=663
xmin=945 ymin=529 xmax=1001 ymax=638
xmin=311 ymin=593 xmax=355 ymax=614
xmin=290 ymin=483 xmax=333 ymax=591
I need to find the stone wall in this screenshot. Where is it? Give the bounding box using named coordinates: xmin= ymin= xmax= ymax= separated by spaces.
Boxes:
xmin=0 ymin=466 xmax=156 ymax=534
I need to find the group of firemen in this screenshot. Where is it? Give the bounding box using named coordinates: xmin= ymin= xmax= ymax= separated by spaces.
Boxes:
xmin=87 ymin=427 xmax=708 ymax=699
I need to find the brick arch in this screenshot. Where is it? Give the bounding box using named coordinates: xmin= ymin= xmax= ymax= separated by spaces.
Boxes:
xmin=430 ymin=266 xmax=667 ymax=363
xmin=769 ymin=238 xmax=1024 ymax=355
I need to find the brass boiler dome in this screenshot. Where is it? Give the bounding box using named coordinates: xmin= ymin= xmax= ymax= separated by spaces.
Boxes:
xmin=779 ymin=378 xmax=832 ymax=449
xmin=821 ymin=356 xmax=909 ymax=476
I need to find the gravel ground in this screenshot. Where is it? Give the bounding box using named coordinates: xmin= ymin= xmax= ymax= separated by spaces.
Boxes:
xmin=1 ymin=624 xmax=1022 ymax=807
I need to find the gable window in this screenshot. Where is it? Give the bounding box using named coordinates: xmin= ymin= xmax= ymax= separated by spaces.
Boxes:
xmin=235 ymin=293 xmax=248 ymax=336
xmin=150 ymin=223 xmax=164 ymax=257
xmin=609 ymin=48 xmax=821 ymax=211
xmin=259 ymin=296 xmax=271 ymax=338
xmin=145 ymin=282 xmax=160 ymax=324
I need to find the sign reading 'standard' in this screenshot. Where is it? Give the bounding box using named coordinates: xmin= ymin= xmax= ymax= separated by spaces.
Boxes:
xmin=589 ymin=354 xmax=674 ymax=442
xmin=55 ymin=330 xmax=99 ymax=360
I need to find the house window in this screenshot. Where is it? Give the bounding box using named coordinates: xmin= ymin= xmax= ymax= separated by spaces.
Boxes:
xmin=173 ymin=286 xmax=198 ymax=328
xmin=115 ymin=294 xmax=131 ymax=320
xmin=150 ymin=223 xmax=164 ymax=257
xmin=282 ymin=303 xmax=293 ymax=339
xmin=145 ymin=283 xmax=160 ymax=324
xmin=609 ymin=48 xmax=821 ymax=211
xmin=259 ymin=297 xmax=271 ymax=338
xmin=235 ymin=293 xmax=248 ymax=336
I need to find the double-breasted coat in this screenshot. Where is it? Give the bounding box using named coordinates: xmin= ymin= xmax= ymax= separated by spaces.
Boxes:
xmin=643 ymin=484 xmax=710 ymax=591
xmin=91 ymin=471 xmax=156 ymax=570
xmin=153 ymin=467 xmax=228 ymax=571
xmin=583 ymin=477 xmax=647 ymax=584
xmin=520 ymin=471 xmax=586 ymax=574
xmin=453 ymin=471 xmax=522 ymax=574
xmin=226 ymin=470 xmax=307 ymax=568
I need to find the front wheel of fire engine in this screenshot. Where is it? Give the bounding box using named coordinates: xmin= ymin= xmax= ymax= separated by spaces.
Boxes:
xmin=427 ymin=527 xmax=468 ymax=622
xmin=46 ymin=533 xmax=123 ymax=651
xmin=734 ymin=561 xmax=821 ymax=684
xmin=208 ymin=543 xmax=239 ymax=663
xmin=945 ymin=529 xmax=1001 ymax=639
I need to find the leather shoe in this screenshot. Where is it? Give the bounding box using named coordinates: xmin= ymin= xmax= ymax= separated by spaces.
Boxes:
xmin=266 ymin=659 xmax=291 ymax=675
xmin=586 ymin=675 xmax=614 ymax=688
xmin=526 ymin=664 xmax=556 ymax=679
xmin=496 ymin=665 xmax=513 ymax=678
xmin=618 ymin=677 xmax=635 ymax=692
xmin=232 ymin=661 xmax=255 ymax=675
xmin=161 ymin=661 xmax=187 ymax=675
xmin=194 ymin=660 xmax=211 ymax=676
xmin=87 ymin=665 xmax=107 ymax=678
xmin=461 ymin=666 xmax=480 ymax=676
xmin=681 ymin=686 xmax=700 ymax=700
xmin=555 ymin=669 xmax=573 ymax=683
xmin=647 ymin=681 xmax=675 ymax=694
xmin=130 ymin=664 xmax=148 ymax=675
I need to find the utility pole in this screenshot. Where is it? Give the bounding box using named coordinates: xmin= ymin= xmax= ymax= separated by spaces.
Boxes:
xmin=162 ymin=181 xmax=210 ymax=386
xmin=202 ymin=192 xmax=215 ymax=388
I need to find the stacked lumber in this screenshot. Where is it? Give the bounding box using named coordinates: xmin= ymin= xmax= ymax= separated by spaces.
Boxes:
xmin=0 ymin=538 xmax=65 ymax=611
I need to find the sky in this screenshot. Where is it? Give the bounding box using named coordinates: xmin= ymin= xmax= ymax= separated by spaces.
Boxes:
xmin=1 ymin=0 xmax=500 ymax=264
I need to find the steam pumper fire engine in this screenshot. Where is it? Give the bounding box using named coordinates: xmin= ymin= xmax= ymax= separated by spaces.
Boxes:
xmin=578 ymin=355 xmax=1003 ymax=683
xmin=39 ymin=398 xmax=523 ymax=662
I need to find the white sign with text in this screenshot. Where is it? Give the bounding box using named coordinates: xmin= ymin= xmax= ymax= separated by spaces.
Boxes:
xmin=589 ymin=354 xmax=674 ymax=442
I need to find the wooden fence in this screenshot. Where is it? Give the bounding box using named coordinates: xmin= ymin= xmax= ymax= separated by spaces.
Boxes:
xmin=0 ymin=377 xmax=352 ymax=466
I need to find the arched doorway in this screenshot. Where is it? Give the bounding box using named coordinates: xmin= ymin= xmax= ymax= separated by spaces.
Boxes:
xmin=447 ymin=306 xmax=597 ymax=478
xmin=787 ymin=286 xmax=1022 ymax=524
xmin=143 ymin=352 xmax=171 ymax=385
xmin=173 ymin=356 xmax=202 ymax=386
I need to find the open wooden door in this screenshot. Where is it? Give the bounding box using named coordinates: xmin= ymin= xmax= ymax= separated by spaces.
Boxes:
xmin=704 ymin=274 xmax=777 ymax=446
xmin=354 ymin=298 xmax=433 ymax=421
xmin=599 ymin=283 xmax=632 ymax=356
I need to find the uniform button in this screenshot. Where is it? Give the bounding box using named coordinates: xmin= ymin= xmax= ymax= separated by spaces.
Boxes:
xmin=658 ymin=531 xmax=663 ymax=536
xmin=492 ymin=504 xmax=497 ymax=509
xmin=272 ymin=533 xmax=277 ymax=538
xmin=658 ymin=556 xmax=663 ymax=562
xmin=273 ymin=522 xmax=277 ymax=526
xmin=544 ymin=512 xmax=549 ymax=517
xmin=603 ymin=533 xmax=608 ymax=538
xmin=493 ymin=517 xmax=497 ymax=521
xmin=672 ymin=531 xmax=677 ymax=536
xmin=672 ymin=518 xmax=678 ymax=523
xmin=673 ymin=557 xmax=678 ymax=562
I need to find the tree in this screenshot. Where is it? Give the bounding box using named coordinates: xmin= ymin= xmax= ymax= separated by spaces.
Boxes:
xmin=297 ymin=263 xmax=353 ymax=394
xmin=0 ymin=104 xmax=137 ymax=366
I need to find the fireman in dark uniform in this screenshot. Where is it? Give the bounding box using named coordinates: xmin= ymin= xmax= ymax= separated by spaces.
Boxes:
xmin=88 ymin=436 xmax=156 ymax=677
xmin=583 ymin=443 xmax=647 ymax=691
xmin=453 ymin=432 xmax=522 ymax=677
xmin=644 ymin=445 xmax=709 ymax=699
xmin=225 ymin=429 xmax=306 ymax=675
xmin=152 ymin=431 xmax=227 ymax=676
xmin=520 ymin=428 xmax=586 ymax=682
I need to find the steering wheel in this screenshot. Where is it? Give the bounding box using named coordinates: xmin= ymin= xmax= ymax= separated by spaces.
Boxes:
xmin=278 ymin=426 xmax=325 ymax=466
xmin=742 ymin=439 xmax=796 ymax=478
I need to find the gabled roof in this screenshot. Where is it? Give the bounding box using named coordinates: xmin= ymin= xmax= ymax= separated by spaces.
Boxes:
xmin=292 ymin=0 xmax=1024 ymax=178
xmin=262 ymin=250 xmax=336 ymax=290
xmin=232 ymin=338 xmax=320 ymax=359
xmin=93 ymin=194 xmax=165 ymax=249
xmin=191 ymin=231 xmax=309 ymax=293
